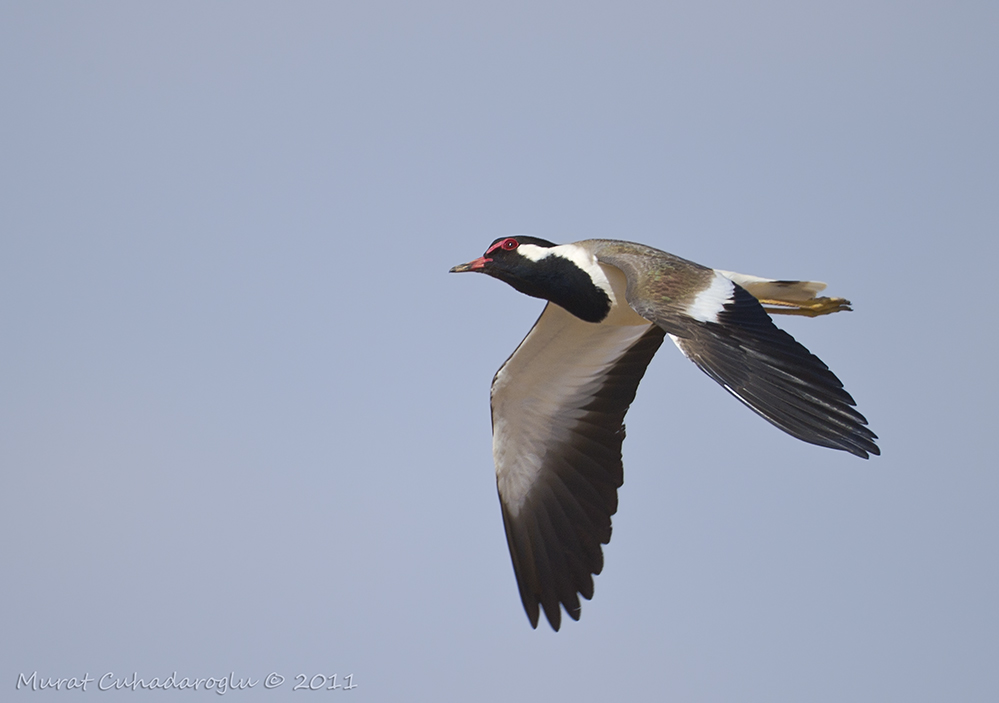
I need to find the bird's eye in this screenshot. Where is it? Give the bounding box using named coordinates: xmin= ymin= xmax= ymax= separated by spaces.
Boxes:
xmin=485 ymin=237 xmax=522 ymax=256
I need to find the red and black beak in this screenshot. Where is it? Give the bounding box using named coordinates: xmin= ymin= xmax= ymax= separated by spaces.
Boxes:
xmin=449 ymin=256 xmax=490 ymax=273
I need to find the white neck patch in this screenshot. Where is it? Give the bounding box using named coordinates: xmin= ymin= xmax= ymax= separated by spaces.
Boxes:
xmin=515 ymin=242 xmax=559 ymax=262
xmin=517 ymin=241 xmax=647 ymax=325
xmin=518 ymin=242 xmax=602 ymax=277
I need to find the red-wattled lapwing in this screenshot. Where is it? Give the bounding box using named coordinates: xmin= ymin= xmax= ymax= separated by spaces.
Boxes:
xmin=450 ymin=236 xmax=878 ymax=631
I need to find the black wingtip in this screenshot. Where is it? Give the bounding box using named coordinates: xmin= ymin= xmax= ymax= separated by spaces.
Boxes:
xmin=677 ymin=285 xmax=880 ymax=459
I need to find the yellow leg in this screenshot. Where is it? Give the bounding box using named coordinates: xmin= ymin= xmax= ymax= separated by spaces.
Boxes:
xmin=759 ymin=296 xmax=852 ymax=317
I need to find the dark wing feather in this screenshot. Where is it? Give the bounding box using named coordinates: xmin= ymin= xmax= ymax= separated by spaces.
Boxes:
xmin=587 ymin=240 xmax=878 ymax=459
xmin=670 ymin=285 xmax=880 ymax=458
xmin=491 ymin=303 xmax=665 ymax=630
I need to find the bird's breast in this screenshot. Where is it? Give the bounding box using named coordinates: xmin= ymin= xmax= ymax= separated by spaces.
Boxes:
xmin=595 ymin=261 xmax=653 ymax=327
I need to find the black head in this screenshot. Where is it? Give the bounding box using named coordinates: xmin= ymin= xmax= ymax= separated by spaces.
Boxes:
xmin=450 ymin=236 xmax=612 ymax=323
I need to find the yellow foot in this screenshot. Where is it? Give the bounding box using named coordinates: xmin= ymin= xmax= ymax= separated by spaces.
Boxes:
xmin=759 ymin=296 xmax=852 ymax=317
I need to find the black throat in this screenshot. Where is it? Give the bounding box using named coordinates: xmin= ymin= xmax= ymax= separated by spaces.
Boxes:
xmin=492 ymin=253 xmax=612 ymax=323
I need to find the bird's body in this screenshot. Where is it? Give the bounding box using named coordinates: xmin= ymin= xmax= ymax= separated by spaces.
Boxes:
xmin=451 ymin=236 xmax=878 ymax=631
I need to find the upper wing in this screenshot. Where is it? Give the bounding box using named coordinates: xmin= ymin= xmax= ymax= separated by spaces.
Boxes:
xmin=588 ymin=242 xmax=879 ymax=459
xmin=490 ymin=302 xmax=665 ymax=630
xmin=665 ymin=283 xmax=879 ymax=458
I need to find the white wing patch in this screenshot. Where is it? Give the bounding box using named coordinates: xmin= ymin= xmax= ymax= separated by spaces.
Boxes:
xmin=686 ymin=271 xmax=735 ymax=323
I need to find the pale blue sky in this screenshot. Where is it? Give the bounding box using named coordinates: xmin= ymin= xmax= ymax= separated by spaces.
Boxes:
xmin=2 ymin=2 xmax=997 ymax=701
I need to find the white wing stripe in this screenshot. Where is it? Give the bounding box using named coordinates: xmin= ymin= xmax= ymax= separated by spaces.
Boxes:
xmin=686 ymin=271 xmax=735 ymax=323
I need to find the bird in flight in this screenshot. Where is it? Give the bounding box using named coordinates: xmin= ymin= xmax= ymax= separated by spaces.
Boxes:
xmin=450 ymin=236 xmax=878 ymax=631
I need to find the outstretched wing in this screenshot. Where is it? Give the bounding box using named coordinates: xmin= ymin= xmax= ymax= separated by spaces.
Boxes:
xmin=589 ymin=243 xmax=879 ymax=459
xmin=655 ymin=277 xmax=878 ymax=458
xmin=490 ymin=302 xmax=665 ymax=630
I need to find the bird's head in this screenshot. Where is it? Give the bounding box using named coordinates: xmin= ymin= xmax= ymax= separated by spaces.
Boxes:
xmin=450 ymin=236 xmax=612 ymax=323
